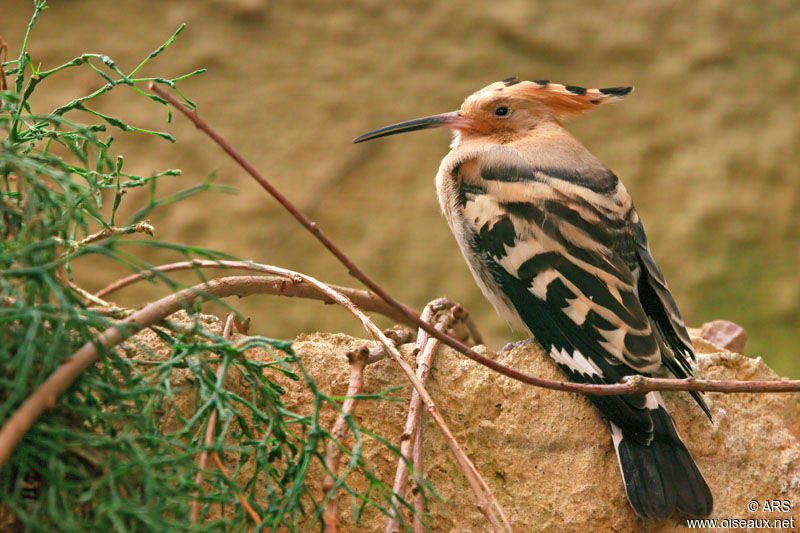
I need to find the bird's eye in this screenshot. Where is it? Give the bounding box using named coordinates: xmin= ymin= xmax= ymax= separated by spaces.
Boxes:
xmin=494 ymin=106 xmax=510 ymax=117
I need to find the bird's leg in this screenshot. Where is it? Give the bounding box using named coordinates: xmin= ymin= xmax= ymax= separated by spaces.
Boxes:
xmin=501 ymin=338 xmax=534 ymax=352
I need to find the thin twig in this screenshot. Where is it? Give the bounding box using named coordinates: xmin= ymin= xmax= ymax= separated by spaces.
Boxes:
xmin=4 ymin=269 xmax=800 ymax=476
xmin=0 ymin=269 xmax=508 ymax=532
xmin=386 ymin=303 xmax=451 ymax=532
xmin=411 ymin=420 xmax=425 ymax=533
xmin=451 ymin=304 xmax=483 ymax=346
xmin=263 ymin=142 xmax=382 ymax=247
xmin=0 ymin=38 xmax=8 ymax=92
xmin=142 ymin=87 xmax=800 ymax=395
xmin=210 ymin=451 xmax=262 ymax=525
xmin=321 ymin=346 xmax=369 ymax=533
xmin=191 ymin=313 xmax=236 ymax=522
xmin=95 ymin=260 xmax=411 ymax=326
xmin=347 ymin=327 xmax=416 ymax=366
xmin=146 ymin=83 xmax=539 ymax=394
xmin=88 ymin=305 xmax=132 ymax=319
xmin=157 ymin=319 xmax=221 ymax=343
xmin=55 ymin=220 xmax=154 ymax=250
xmin=257 ymin=267 xmax=512 ymax=532
xmin=146 ymin=83 xmax=683 ymax=399
xmin=66 ymin=279 xmax=115 ymax=308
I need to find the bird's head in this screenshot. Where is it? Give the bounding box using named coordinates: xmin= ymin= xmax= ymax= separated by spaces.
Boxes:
xmin=352 ymin=78 xmax=632 ymax=145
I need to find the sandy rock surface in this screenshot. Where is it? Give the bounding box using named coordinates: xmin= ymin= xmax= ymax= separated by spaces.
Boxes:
xmin=114 ymin=316 xmax=800 ymax=531
xmin=289 ymin=332 xmax=800 ymax=532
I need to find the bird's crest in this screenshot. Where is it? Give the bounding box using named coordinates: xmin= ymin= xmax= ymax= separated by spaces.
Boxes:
xmin=351 ymin=78 xmax=634 ymax=144
xmin=487 ymin=77 xmax=633 ymax=118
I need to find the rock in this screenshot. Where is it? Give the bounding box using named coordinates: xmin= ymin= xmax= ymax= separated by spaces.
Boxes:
xmin=290 ymin=331 xmax=800 ymax=532
xmin=699 ymin=320 xmax=748 ymax=354
xmin=65 ymin=315 xmax=799 ymax=531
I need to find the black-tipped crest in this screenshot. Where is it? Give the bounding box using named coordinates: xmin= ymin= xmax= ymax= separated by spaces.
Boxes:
xmin=565 ymin=85 xmax=588 ymax=95
xmin=600 ymin=86 xmax=633 ymax=96
xmin=492 ymin=80 xmax=634 ymax=118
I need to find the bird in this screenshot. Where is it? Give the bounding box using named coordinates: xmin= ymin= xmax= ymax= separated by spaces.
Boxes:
xmin=352 ymin=78 xmax=713 ymax=519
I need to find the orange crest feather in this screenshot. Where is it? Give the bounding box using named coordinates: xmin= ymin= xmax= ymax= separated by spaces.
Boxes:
xmin=503 ymin=78 xmax=633 ymax=118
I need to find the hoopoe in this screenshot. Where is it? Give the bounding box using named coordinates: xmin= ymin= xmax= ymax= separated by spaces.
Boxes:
xmin=353 ymin=78 xmax=713 ymax=519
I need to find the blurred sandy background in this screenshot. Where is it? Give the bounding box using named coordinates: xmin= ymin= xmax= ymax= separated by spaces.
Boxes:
xmin=3 ymin=1 xmax=799 ymax=376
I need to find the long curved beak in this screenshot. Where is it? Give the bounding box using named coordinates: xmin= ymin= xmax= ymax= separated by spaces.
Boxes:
xmin=352 ymin=111 xmax=463 ymax=143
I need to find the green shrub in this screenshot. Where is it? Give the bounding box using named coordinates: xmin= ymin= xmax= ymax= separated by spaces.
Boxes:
xmin=0 ymin=3 xmax=418 ymax=530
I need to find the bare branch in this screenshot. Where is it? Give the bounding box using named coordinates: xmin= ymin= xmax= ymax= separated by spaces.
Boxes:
xmin=347 ymin=327 xmax=416 ymax=366
xmin=66 ymin=279 xmax=114 ymax=308
xmin=386 ymin=302 xmax=450 ymax=532
xmin=321 ymin=346 xmax=369 ymax=533
xmin=451 ymin=303 xmax=484 ymax=346
xmin=259 ymin=267 xmax=512 ymax=532
xmin=4 ymin=269 xmax=800 ymax=479
xmin=411 ymin=417 xmax=425 ymax=533
xmin=95 ymin=260 xmax=411 ymax=326
xmin=191 ymin=313 xmax=236 ymax=522
xmin=210 ymin=451 xmax=262 ymax=526
xmin=263 ymin=142 xmax=382 ymax=248
xmin=148 ymin=83 xmax=720 ymax=401
xmin=55 ymin=220 xmax=154 ymax=250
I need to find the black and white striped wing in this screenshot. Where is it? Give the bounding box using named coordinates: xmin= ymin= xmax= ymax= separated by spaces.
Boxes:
xmin=632 ymin=213 xmax=694 ymax=376
xmin=457 ymin=160 xmax=664 ymax=443
xmin=631 ymin=214 xmax=710 ymax=417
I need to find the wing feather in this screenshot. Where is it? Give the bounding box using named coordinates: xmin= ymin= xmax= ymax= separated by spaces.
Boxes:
xmin=631 ymin=213 xmax=710 ymax=417
xmin=457 ymin=159 xmax=707 ymax=440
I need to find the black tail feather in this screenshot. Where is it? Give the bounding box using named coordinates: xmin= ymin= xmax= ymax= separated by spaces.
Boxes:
xmin=611 ymin=403 xmax=713 ymax=519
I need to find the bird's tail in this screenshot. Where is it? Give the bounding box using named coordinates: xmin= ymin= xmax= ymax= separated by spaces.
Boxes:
xmin=609 ymin=393 xmax=713 ymax=519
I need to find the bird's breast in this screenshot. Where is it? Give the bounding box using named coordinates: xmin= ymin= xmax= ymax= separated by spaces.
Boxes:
xmin=434 ymin=151 xmax=528 ymax=329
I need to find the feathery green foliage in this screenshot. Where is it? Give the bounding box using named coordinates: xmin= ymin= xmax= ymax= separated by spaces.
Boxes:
xmin=0 ymin=3 xmax=427 ymax=530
